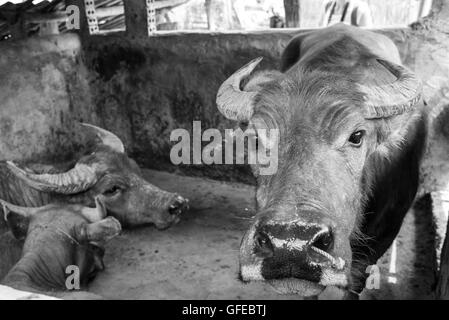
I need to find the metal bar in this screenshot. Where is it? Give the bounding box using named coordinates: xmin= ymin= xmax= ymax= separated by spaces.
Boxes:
xmin=84 ymin=0 xmax=99 ymax=34
xmin=146 ymin=0 xmax=156 ymax=35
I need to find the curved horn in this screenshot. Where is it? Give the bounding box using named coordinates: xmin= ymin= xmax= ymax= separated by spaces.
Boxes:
xmin=80 ymin=197 xmax=107 ymax=223
xmin=0 ymin=199 xmax=44 ymax=221
xmin=216 ymin=57 xmax=263 ymax=121
xmin=7 ymin=161 xmax=98 ymax=195
xmin=361 ymin=59 xmax=423 ymax=119
xmin=80 ymin=123 xmax=125 ymax=153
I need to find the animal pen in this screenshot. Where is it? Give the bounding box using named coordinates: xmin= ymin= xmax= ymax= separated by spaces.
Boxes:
xmin=0 ymin=0 xmax=449 ymax=303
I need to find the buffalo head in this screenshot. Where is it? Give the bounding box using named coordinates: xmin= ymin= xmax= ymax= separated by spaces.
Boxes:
xmin=6 ymin=123 xmax=189 ymax=229
xmin=216 ymin=42 xmax=423 ymax=296
xmin=1 ymin=197 xmax=121 ymax=290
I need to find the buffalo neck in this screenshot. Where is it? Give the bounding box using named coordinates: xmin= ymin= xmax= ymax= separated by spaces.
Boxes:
xmin=2 ymin=252 xmax=64 ymax=292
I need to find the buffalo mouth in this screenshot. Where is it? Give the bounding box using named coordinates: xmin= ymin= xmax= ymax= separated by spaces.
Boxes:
xmin=168 ymin=195 xmax=190 ymax=216
xmin=268 ymin=279 xmax=325 ymax=297
xmin=146 ymin=195 xmax=189 ymax=230
xmin=239 ymin=261 xmax=349 ymax=297
xmin=154 ymin=216 xmax=182 ymax=230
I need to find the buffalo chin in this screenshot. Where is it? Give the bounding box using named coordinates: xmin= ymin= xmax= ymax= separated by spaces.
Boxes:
xmin=268 ymin=279 xmax=325 ymax=297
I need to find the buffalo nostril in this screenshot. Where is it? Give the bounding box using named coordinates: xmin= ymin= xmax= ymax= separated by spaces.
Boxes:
xmin=254 ymin=231 xmax=274 ymax=258
xmin=310 ymin=228 xmax=334 ymax=253
xmin=168 ymin=196 xmax=189 ymax=215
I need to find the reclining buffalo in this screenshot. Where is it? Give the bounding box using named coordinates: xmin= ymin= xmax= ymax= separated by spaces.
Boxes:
xmin=0 ymin=123 xmax=189 ymax=232
xmin=216 ymin=23 xmax=426 ymax=298
xmin=1 ymin=197 xmax=121 ymax=299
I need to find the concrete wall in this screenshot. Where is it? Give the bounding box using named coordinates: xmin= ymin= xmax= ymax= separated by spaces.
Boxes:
xmin=0 ymin=34 xmax=95 ymax=164
xmin=82 ymin=31 xmax=295 ymax=183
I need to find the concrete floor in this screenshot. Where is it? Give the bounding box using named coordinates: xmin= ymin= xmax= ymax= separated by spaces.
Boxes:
xmin=87 ymin=169 xmax=437 ymax=300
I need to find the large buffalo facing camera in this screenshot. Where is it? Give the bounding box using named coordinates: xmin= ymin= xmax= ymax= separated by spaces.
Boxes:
xmin=216 ymin=24 xmax=427 ymax=297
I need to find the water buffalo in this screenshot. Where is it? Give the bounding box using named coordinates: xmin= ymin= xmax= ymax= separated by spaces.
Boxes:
xmin=0 ymin=123 xmax=188 ymax=231
xmin=0 ymin=197 xmax=121 ymax=299
xmin=216 ymin=24 xmax=426 ymax=297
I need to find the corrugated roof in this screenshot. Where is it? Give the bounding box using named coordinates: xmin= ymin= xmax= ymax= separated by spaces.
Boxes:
xmin=1 ymin=0 xmax=67 ymax=40
xmin=0 ymin=0 xmax=138 ymax=41
xmin=0 ymin=0 xmax=196 ymax=40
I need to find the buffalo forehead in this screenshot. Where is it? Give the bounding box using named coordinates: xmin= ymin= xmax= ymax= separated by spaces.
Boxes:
xmin=79 ymin=147 xmax=136 ymax=173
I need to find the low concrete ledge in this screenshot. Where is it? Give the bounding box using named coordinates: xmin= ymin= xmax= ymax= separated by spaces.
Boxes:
xmin=0 ymin=285 xmax=59 ymax=300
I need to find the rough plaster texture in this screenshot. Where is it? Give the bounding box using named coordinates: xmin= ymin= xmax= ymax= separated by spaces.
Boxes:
xmin=0 ymin=34 xmax=95 ymax=163
xmin=82 ymin=32 xmax=293 ymax=183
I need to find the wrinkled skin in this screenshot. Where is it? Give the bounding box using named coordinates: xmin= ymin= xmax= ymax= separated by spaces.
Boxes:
xmin=1 ymin=203 xmax=121 ymax=298
xmin=0 ymin=142 xmax=188 ymax=232
xmin=236 ymin=25 xmax=427 ymax=297
xmin=54 ymin=145 xmax=187 ymax=229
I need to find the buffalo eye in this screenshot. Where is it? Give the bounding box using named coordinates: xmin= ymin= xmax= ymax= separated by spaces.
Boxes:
xmin=348 ymin=130 xmax=365 ymax=147
xmin=102 ymin=185 xmax=122 ymax=196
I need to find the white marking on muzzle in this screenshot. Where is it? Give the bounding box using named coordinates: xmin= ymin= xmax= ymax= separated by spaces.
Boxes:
xmin=270 ymin=237 xmax=308 ymax=251
xmin=240 ymin=263 xmax=264 ymax=281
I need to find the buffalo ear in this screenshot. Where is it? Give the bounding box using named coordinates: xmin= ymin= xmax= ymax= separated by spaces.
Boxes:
xmin=0 ymin=201 xmax=34 ymax=240
xmin=75 ymin=216 xmax=122 ymax=244
xmin=5 ymin=212 xmax=29 ymax=240
xmin=79 ymin=197 xmax=107 ymax=223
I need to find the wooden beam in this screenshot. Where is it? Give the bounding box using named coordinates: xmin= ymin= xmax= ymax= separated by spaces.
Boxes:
xmin=283 ymin=0 xmax=300 ymax=28
xmin=84 ymin=0 xmax=99 ymax=34
xmin=223 ymin=0 xmax=233 ymax=30
xmin=205 ymin=0 xmax=212 ymax=30
xmin=124 ymin=0 xmax=147 ymax=37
